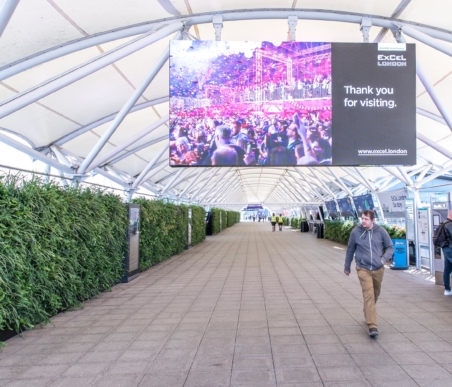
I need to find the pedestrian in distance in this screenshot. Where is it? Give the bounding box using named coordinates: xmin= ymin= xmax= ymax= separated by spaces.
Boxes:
xmin=278 ymin=214 xmax=284 ymax=231
xmin=271 ymin=213 xmax=277 ymax=232
xmin=436 ymin=209 xmax=452 ymax=296
xmin=344 ymin=210 xmax=394 ymax=337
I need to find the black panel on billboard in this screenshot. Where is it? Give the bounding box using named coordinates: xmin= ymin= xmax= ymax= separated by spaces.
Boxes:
xmin=352 ymin=194 xmax=376 ymax=216
xmin=332 ymin=43 xmax=416 ymax=165
xmin=169 ymin=41 xmax=415 ymax=167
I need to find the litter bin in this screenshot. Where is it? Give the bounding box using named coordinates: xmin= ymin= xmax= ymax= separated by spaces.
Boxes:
xmin=316 ymin=223 xmax=324 ymax=239
xmin=390 ymin=239 xmax=408 ymax=270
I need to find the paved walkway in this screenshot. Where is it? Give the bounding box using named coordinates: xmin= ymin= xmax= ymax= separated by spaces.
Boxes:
xmin=1 ymin=222 xmax=452 ymax=387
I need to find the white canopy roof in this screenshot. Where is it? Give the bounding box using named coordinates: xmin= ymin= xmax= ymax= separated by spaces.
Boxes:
xmin=0 ymin=0 xmax=451 ymax=210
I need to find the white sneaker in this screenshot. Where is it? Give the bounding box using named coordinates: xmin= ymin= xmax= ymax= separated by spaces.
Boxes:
xmin=445 ymin=290 xmax=452 ymax=296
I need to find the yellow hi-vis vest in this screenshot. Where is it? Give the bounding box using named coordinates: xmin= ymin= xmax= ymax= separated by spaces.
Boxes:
xmin=278 ymin=217 xmax=283 ymax=223
xmin=271 ymin=216 xmax=277 ymax=222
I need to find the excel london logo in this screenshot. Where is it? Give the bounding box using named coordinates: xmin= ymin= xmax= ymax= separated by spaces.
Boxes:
xmin=377 ymin=43 xmax=407 ymax=67
xmin=377 ymin=54 xmax=407 ymax=67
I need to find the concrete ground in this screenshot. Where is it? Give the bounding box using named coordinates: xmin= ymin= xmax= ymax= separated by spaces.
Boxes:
xmin=1 ymin=221 xmax=452 ymax=387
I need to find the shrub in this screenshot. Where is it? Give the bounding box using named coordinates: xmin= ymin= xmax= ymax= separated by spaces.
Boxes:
xmin=324 ymin=220 xmax=406 ymax=245
xmin=189 ymin=205 xmax=206 ymax=246
xmin=0 ymin=175 xmax=127 ymax=334
xmin=290 ymin=217 xmax=300 ymax=229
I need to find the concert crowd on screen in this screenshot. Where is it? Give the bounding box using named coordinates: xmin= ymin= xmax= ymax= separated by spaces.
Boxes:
xmin=169 ymin=111 xmax=332 ymax=166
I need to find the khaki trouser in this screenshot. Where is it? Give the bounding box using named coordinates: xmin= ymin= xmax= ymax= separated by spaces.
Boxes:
xmin=356 ymin=266 xmax=384 ymax=329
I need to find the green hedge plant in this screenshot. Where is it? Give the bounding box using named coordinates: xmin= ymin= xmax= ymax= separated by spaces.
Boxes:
xmin=0 ymin=175 xmax=127 ymax=334
xmin=324 ymin=220 xmax=407 ymax=245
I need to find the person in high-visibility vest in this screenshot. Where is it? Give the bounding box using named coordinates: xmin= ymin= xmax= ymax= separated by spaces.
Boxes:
xmin=271 ymin=213 xmax=277 ymax=232
xmin=278 ymin=213 xmax=284 ymax=231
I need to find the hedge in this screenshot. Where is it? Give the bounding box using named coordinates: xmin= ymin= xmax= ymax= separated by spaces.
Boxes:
xmin=324 ymin=220 xmax=407 ymax=245
xmin=132 ymin=199 xmax=206 ymax=271
xmin=211 ymin=208 xmax=240 ymax=234
xmin=290 ymin=217 xmax=300 ymax=229
xmin=0 ymin=175 xmax=127 ymax=334
xmin=189 ymin=205 xmax=206 ymax=246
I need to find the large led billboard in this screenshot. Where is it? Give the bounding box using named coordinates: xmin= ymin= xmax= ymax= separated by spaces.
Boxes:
xmin=169 ymin=41 xmax=415 ymax=167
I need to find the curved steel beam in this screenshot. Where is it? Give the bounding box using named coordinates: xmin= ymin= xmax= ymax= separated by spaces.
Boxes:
xmin=2 ymin=9 xmax=452 ymax=81
xmin=0 ymin=127 xmax=36 ymax=148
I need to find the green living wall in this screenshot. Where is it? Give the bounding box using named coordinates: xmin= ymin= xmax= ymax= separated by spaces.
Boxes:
xmin=0 ymin=176 xmax=128 ymax=334
xmin=131 ymin=199 xmax=206 ymax=271
xmin=324 ymin=220 xmax=406 ymax=245
xmin=0 ymin=176 xmax=208 ymax=339
xmin=211 ymin=208 xmax=240 ymax=234
xmin=290 ymin=217 xmax=300 ymax=229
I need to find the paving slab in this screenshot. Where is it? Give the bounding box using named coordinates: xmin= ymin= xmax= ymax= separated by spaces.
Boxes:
xmin=2 ymin=221 xmax=452 ymax=386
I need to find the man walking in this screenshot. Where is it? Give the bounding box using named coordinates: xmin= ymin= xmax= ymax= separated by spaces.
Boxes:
xmin=344 ymin=210 xmax=394 ymax=337
xmin=440 ymin=210 xmax=452 ymax=296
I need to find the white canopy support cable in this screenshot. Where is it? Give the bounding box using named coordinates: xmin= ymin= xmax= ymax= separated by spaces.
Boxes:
xmin=191 ymin=168 xmax=220 ymax=199
xmin=294 ymin=168 xmax=324 ymax=202
xmin=88 ymin=114 xmax=169 ymax=171
xmin=280 ymin=176 xmax=306 ymax=201
xmin=131 ymin=144 xmax=169 ymax=190
xmin=341 ymin=167 xmax=371 ymax=191
xmin=316 ymin=168 xmax=349 ymax=197
xmin=284 ymin=175 xmax=310 ymax=202
xmin=281 ymin=180 xmax=304 ymax=202
xmin=203 ymin=171 xmax=236 ymax=202
xmin=135 ymin=162 xmax=168 ymax=188
xmin=326 ymin=167 xmax=354 ymax=196
xmin=107 ymin=136 xmax=167 ymax=166
xmin=178 ymin=167 xmax=207 ymax=198
xmin=200 ymin=168 xmax=233 ymax=203
xmin=77 ymin=30 xmax=180 ymax=175
xmin=309 ymin=168 xmax=336 ymax=200
xmin=159 ymin=168 xmax=189 ymax=189
xmin=160 ymin=168 xmax=185 ymax=196
xmin=0 ymin=24 xmax=183 ymax=120
xmin=53 ymin=97 xmax=169 ymax=147
xmin=354 ymin=167 xmax=378 ymax=192
xmin=211 ymin=179 xmax=240 ymax=204
xmin=198 ymin=167 xmax=232 ymax=203
xmin=287 ymin=172 xmax=314 ymax=201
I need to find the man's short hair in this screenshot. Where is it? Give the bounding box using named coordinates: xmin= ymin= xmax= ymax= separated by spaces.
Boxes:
xmin=362 ymin=209 xmax=375 ymax=220
xmin=215 ymin=125 xmax=232 ymax=140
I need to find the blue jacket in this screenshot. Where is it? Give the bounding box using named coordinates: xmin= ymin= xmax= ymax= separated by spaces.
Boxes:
xmin=344 ymin=224 xmax=394 ymax=272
